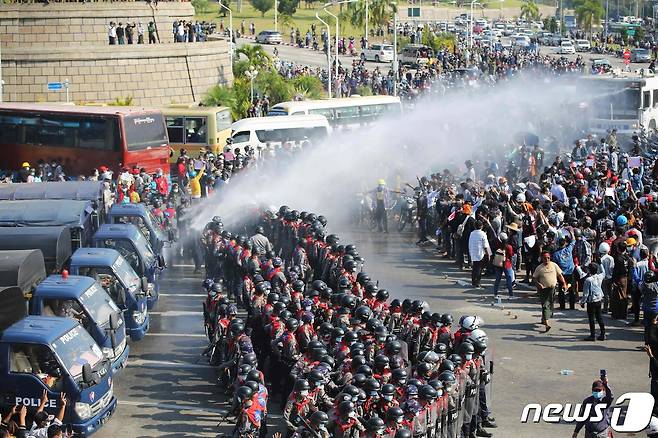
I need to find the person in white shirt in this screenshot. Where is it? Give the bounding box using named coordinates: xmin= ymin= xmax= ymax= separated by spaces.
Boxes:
xmin=598 ymin=242 xmax=615 ymax=314
xmin=580 ymin=263 xmax=606 ymax=341
xmin=468 ymin=220 xmax=491 ymax=288
xmin=29 ymin=391 xmax=67 ymax=438
xmin=108 ymin=22 xmax=117 ymax=45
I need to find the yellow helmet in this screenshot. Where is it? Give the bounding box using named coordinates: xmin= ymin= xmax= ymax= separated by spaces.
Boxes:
xmin=21 ymin=162 xmax=30 ymax=168
xmin=377 ymin=179 xmax=386 ymax=186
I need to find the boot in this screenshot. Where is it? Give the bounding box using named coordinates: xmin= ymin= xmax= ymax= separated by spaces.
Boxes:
xmin=476 ymin=427 xmax=493 ymax=437
xmin=482 ymin=417 xmax=497 ymax=428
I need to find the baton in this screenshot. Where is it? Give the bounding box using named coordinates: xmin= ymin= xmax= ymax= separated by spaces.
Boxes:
xmin=298 ymin=415 xmax=322 ymax=438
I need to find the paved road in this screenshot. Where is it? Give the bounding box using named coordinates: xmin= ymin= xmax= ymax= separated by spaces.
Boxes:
xmin=238 ymin=37 xmax=388 ymax=71
xmin=97 ymin=225 xmax=647 ymax=437
xmin=240 ymin=35 xmax=656 ymax=75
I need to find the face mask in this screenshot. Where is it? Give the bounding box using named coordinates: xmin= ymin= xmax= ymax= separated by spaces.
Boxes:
xmin=592 ymin=391 xmax=605 ymax=399
xmin=383 ymin=395 xmax=393 ymax=402
xmin=369 ymin=391 xmax=379 ymax=397
xmin=173 ymin=189 xmax=179 ymax=193
xmin=396 ymin=417 xmax=403 ymax=424
xmin=299 ymin=391 xmax=309 ymax=397
xmin=465 ymin=354 xmax=473 ymax=360
xmin=437 ymin=389 xmax=443 ymax=397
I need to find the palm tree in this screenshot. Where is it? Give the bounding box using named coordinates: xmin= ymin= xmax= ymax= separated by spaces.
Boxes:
xmin=574 ymin=0 xmax=604 ymax=39
xmin=235 ymin=44 xmax=272 ymax=70
xmin=519 ymin=0 xmax=540 ymax=21
xmin=202 ymin=85 xmax=239 ymax=118
xmin=346 ymin=0 xmax=397 ymax=36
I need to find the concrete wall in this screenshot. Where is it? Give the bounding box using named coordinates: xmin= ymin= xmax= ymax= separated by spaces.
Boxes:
xmin=2 ymin=42 xmax=233 ymax=105
xmin=0 ymin=2 xmax=194 ymax=46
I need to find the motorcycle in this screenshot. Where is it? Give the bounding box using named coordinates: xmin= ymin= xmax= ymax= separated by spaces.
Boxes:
xmin=397 ymin=195 xmax=416 ymax=232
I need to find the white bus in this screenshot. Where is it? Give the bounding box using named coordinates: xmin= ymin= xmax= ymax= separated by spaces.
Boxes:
xmin=267 ymin=96 xmax=402 ymax=130
xmin=580 ymin=72 xmax=658 ymax=135
xmin=230 ymin=114 xmax=330 ymax=151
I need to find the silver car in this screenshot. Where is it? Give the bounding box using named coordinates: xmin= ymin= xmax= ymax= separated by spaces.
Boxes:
xmin=255 ymin=30 xmax=282 ymax=44
xmin=631 ymin=48 xmax=651 ymax=63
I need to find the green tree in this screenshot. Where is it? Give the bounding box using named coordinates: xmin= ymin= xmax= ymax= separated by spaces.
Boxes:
xmin=217 ymin=0 xmax=230 ymax=17
xmin=255 ymin=69 xmax=292 ymax=104
xmin=251 ymin=0 xmax=275 ymax=17
xmin=520 ymin=0 xmax=541 ymax=21
xmin=235 ymin=44 xmax=272 ymax=70
xmin=574 ymin=0 xmax=604 ymax=38
xmin=202 ymin=86 xmax=237 ymax=117
xmin=278 ymin=0 xmax=300 ymax=16
xmin=346 ymin=0 xmax=397 ymax=34
xmin=355 ymin=85 xmax=373 ymax=96
xmin=290 ymin=76 xmax=324 ymax=99
xmin=109 ymin=96 xmax=134 ymax=106
xmin=191 ymin=0 xmax=210 ymax=14
xmin=423 ymin=32 xmax=456 ymax=52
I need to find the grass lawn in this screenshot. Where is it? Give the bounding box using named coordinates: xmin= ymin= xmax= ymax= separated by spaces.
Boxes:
xmin=194 ymin=0 xmax=527 ymax=40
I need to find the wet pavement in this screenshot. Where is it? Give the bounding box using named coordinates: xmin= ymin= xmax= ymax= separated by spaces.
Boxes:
xmin=98 ymin=227 xmax=648 ymax=438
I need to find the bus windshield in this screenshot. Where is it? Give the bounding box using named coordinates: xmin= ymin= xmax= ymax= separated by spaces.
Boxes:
xmin=78 ymin=282 xmax=120 ymax=326
xmin=590 ymin=83 xmax=641 ymax=118
xmin=51 ymin=325 xmax=104 ymax=377
xmin=124 ymin=114 xmax=168 ymax=150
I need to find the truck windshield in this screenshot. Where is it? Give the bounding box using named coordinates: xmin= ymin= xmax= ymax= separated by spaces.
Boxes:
xmin=112 ymin=256 xmax=141 ymax=291
xmin=133 ymin=233 xmax=156 ymax=267
xmin=51 ymin=325 xmax=103 ymax=377
xmin=78 ymin=282 xmax=120 ymax=327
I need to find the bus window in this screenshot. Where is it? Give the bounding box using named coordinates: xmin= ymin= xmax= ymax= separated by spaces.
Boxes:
xmin=124 ymin=115 xmax=168 ymax=150
xmin=0 ymin=113 xmax=119 ymax=150
xmin=385 ymin=103 xmax=403 ymax=115
xmin=216 ymin=110 xmax=232 ymax=131
xmin=232 ymin=131 xmax=251 ymax=143
xmin=335 ymin=106 xmax=359 ymax=122
xmin=309 ymin=108 xmax=336 ymax=124
xmin=644 ymin=91 xmax=651 ymax=109
xmin=166 ymin=117 xmax=184 ymax=143
xmin=185 ymin=117 xmax=207 ymax=144
xmin=653 ymin=90 xmax=658 ymax=108
xmin=303 ymin=127 xmax=328 ymax=141
xmin=291 ymin=111 xmax=306 ymax=115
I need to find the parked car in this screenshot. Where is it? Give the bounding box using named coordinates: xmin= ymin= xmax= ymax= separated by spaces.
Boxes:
xmin=558 ymin=40 xmax=576 ymax=54
xmin=255 ymin=30 xmax=282 ymax=44
xmin=631 ymin=48 xmax=651 ymax=62
xmin=361 ymin=43 xmax=394 ymax=63
xmin=575 ymin=39 xmax=591 ymax=51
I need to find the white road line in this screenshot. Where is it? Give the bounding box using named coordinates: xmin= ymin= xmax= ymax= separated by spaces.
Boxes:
xmin=120 ymin=399 xmax=282 ymax=419
xmin=159 ymin=293 xmax=206 ymax=297
xmin=170 ymin=264 xmax=198 ymax=267
xmin=146 ymin=333 xmax=206 ymax=338
xmin=129 ymin=358 xmax=215 ymax=369
xmin=149 ymin=311 xmax=203 ymax=316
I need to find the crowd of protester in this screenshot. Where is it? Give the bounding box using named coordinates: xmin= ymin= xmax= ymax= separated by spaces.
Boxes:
xmin=199 ymin=204 xmax=497 ymax=438
xmin=385 ymin=129 xmax=658 ymax=407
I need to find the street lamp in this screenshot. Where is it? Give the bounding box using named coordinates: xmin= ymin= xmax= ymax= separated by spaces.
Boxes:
xmin=316 ymin=11 xmax=333 ymax=98
xmin=468 ymin=0 xmax=481 ymax=50
xmin=275 ymin=0 xmax=278 ymax=32
xmin=365 ymin=0 xmax=369 ymax=49
xmin=246 ymin=66 xmax=258 ymax=104
xmin=218 ymin=1 xmax=234 ymax=64
xmin=323 ymin=0 xmax=357 ymax=81
xmin=392 ymin=1 xmax=398 ymax=96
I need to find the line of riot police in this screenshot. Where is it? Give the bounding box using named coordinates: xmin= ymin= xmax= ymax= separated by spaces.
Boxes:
xmin=199 ymin=206 xmax=497 ymax=438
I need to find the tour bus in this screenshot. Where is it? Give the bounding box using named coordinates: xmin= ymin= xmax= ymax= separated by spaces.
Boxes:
xmin=161 ymin=104 xmax=233 ymax=162
xmin=580 ymin=71 xmax=658 ymax=135
xmin=230 ymin=114 xmax=330 ymax=151
xmin=267 ymin=96 xmax=402 ymax=130
xmin=0 ymin=104 xmax=170 ymax=176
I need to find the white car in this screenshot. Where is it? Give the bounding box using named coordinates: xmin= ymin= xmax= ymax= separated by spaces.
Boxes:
xmin=360 ymin=43 xmax=394 ymax=63
xmin=575 ymin=39 xmax=591 ymax=51
xmin=558 ymin=40 xmax=576 ymax=54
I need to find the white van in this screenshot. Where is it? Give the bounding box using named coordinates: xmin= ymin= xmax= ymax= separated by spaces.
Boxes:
xmin=230 ymin=114 xmax=330 ymax=151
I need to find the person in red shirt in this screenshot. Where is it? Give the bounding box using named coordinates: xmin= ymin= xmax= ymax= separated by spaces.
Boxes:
xmin=492 ymin=232 xmax=516 ymax=298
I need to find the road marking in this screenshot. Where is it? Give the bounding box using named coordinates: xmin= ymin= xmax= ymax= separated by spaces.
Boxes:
xmin=159 ymin=293 xmax=206 ymax=297
xmin=149 ymin=311 xmax=203 ymax=316
xmin=129 ymin=358 xmax=214 ymax=369
xmin=120 ymin=399 xmax=282 ymax=419
xmin=146 ymin=332 xmax=206 ymax=338
xmin=170 ymin=264 xmax=198 ymax=268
